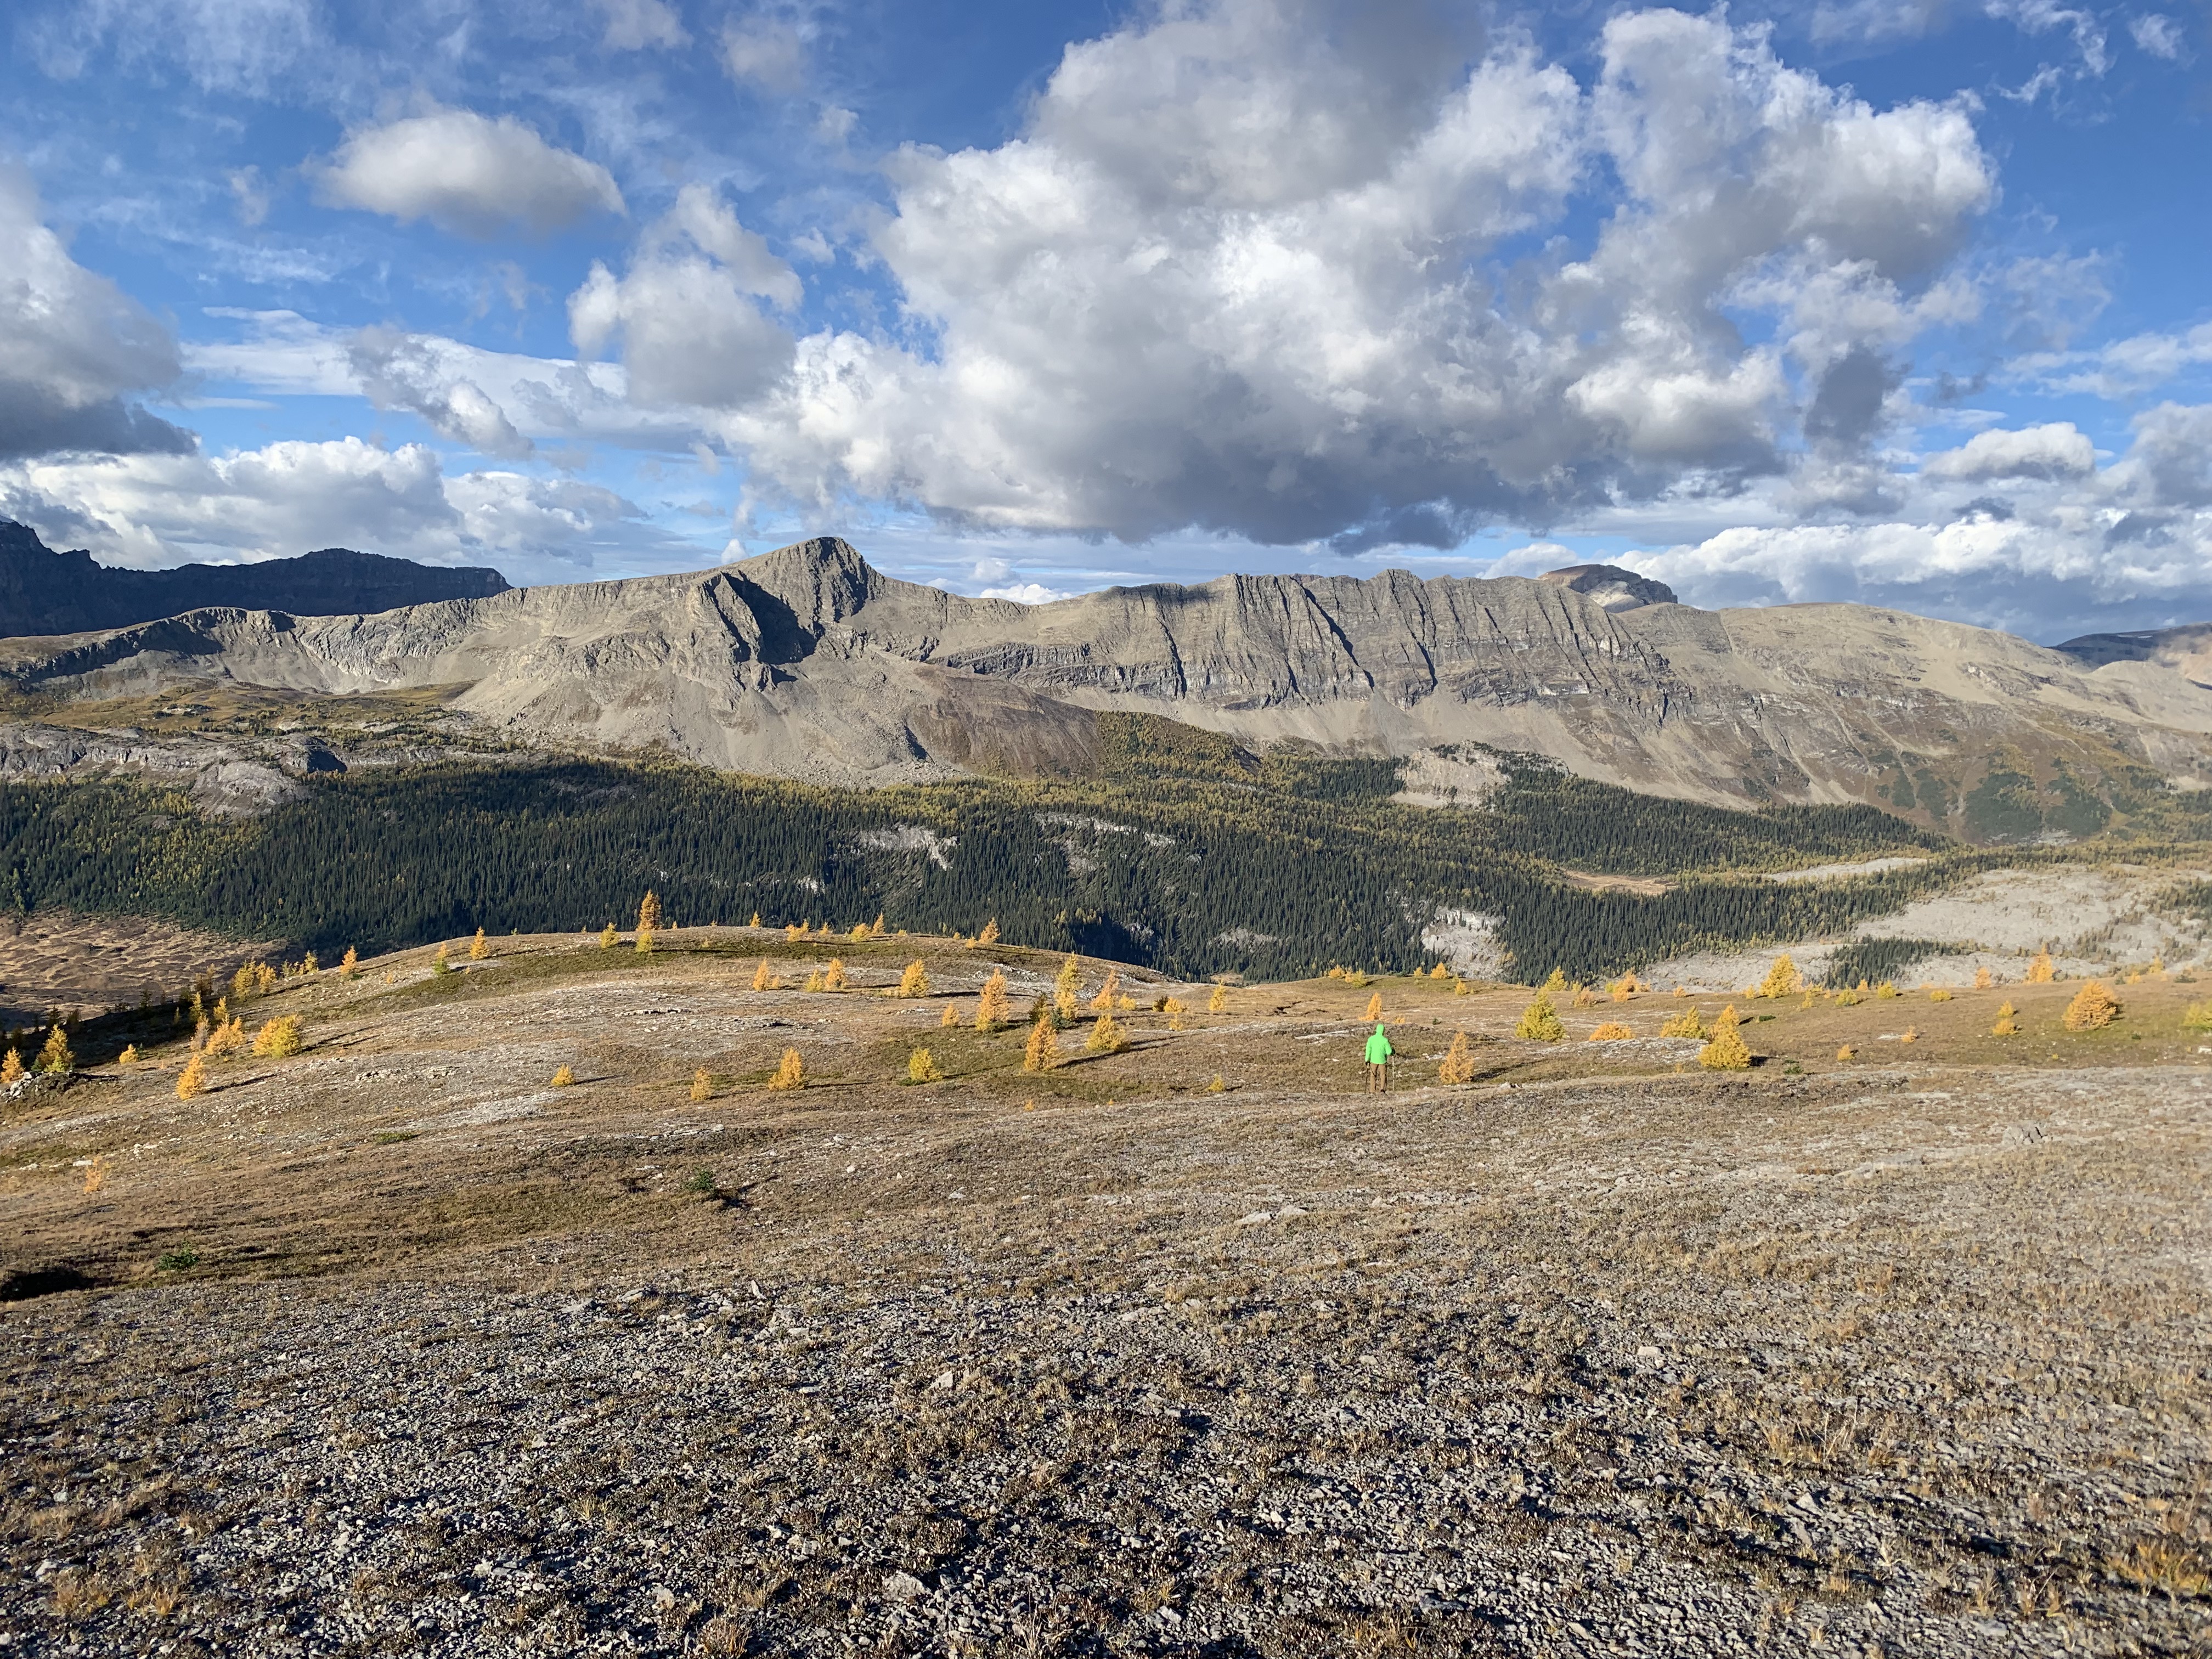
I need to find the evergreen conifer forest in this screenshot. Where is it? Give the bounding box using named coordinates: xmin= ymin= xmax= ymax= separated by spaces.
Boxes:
xmin=0 ymin=729 xmax=2036 ymax=980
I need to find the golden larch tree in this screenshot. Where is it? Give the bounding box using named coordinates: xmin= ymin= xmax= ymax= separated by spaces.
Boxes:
xmin=600 ymin=923 xmax=618 ymax=949
xmin=1024 ymin=1022 xmax=1058 ymax=1072
xmin=898 ymin=961 xmax=930 ymax=998
xmin=1587 ymin=1022 xmax=1633 ymax=1041
xmin=941 ymin=1003 xmax=961 ymax=1028
xmin=767 ymin=1048 xmax=805 ymax=1090
xmin=2025 ymin=950 xmax=2055 ymax=984
xmin=908 ymin=1048 xmax=943 ymax=1084
xmin=752 ymin=960 xmax=782 ymax=992
xmin=975 ymin=969 xmax=1011 ymax=1031
xmin=0 ymin=1048 xmax=22 ymax=1087
xmin=1438 ymin=1031 xmax=1476 ymax=1084
xmin=1208 ymin=982 xmax=1227 ymax=1015
xmin=977 ymin=919 xmax=1000 ymax=946
xmin=691 ymin=1069 xmax=712 ymax=1102
xmin=1086 ymin=1010 xmax=1128 ymax=1054
xmin=1515 ymin=994 xmax=1565 ymax=1042
xmin=823 ymin=958 xmax=847 ymax=990
xmin=176 ymin=1051 xmax=206 ymax=1100
xmin=341 ymin=946 xmax=359 ymax=979
xmin=1699 ymin=1006 xmax=1752 ymax=1070
xmin=1364 ymin=991 xmax=1384 ymax=1022
xmin=251 ymin=1016 xmax=302 ymax=1058
xmin=551 ymin=1064 xmax=575 ymax=1087
xmin=1091 ymin=967 xmax=1121 ymax=1013
xmin=1757 ymin=955 xmax=1801 ymax=1000
xmin=470 ymin=928 xmax=489 ymax=961
xmin=2063 ymin=981 xmax=2119 ymax=1030
xmin=37 ymin=1025 xmax=73 ymax=1075
xmin=1992 ymin=1002 xmax=2019 ymax=1036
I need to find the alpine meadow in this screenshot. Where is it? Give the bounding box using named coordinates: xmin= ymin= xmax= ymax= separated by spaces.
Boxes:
xmin=4 ymin=1 xmax=2212 ymax=1655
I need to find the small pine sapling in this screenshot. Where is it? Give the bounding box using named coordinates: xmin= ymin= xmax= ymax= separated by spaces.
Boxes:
xmin=1875 ymin=981 xmax=1899 ymax=1000
xmin=176 ymin=1051 xmax=206 ymax=1100
xmin=1540 ymin=968 xmax=1568 ymax=995
xmin=432 ymin=943 xmax=450 ymax=977
xmin=470 ymin=928 xmax=489 ymax=961
xmin=1452 ymin=978 xmax=1469 ymax=996
xmin=1086 ymin=1011 xmax=1128 ymax=1054
xmin=1207 ymin=1074 xmax=1226 ymax=1093
xmin=1974 ymin=964 xmax=1993 ymax=990
xmin=551 ymin=1064 xmax=575 ymax=1087
xmin=750 ymin=912 xmax=764 ymax=929
xmin=118 ymin=1045 xmax=138 ymax=1066
xmin=898 ymin=961 xmax=930 ymax=998
xmin=2063 ymin=980 xmax=2120 ymax=1030
xmin=908 ymin=1048 xmax=943 ymax=1084
xmin=823 ymin=958 xmax=846 ymax=990
xmin=1699 ymin=1006 xmax=1752 ymax=1070
xmin=2026 ymin=950 xmax=2055 ymax=984
xmin=1164 ymin=996 xmax=1187 ymax=1031
xmin=1836 ymin=1045 xmax=1855 ymax=1062
xmin=942 ymin=1003 xmax=962 ymax=1028
xmin=1438 ymin=1031 xmax=1476 ymax=1084
xmin=870 ymin=913 xmax=887 ymax=938
xmin=1757 ymin=955 xmax=1802 ymax=1000
xmin=1993 ymin=1002 xmax=2020 ymax=1036
xmin=341 ymin=945 xmax=360 ymax=978
xmin=1364 ymin=991 xmax=1384 ymax=1022
xmin=1515 ymin=994 xmax=1565 ymax=1042
xmin=752 ymin=960 xmax=782 ymax=992
xmin=691 ymin=1069 xmax=712 ymax=1102
xmin=804 ymin=970 xmax=825 ymax=993
xmin=0 ymin=1048 xmax=22 ymax=1086
xmin=600 ymin=923 xmax=618 ymax=949
xmin=1208 ymin=982 xmax=1227 ymax=1015
xmin=1091 ymin=968 xmax=1121 ymax=1013
xmin=1024 ymin=1022 xmax=1058 ymax=1072
xmin=978 ymin=919 xmax=1001 ymax=946
xmin=767 ymin=1048 xmax=805 ymax=1090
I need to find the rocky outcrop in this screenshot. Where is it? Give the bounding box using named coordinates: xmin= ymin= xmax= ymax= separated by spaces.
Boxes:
xmin=3 ymin=535 xmax=2209 ymax=825
xmin=0 ymin=520 xmax=510 ymax=640
xmin=1536 ymin=563 xmax=1678 ymax=611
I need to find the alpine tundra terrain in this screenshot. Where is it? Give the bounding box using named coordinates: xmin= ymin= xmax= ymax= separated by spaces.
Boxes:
xmin=2 ymin=928 xmax=2207 ymax=1656
xmin=3 ymin=527 xmax=2211 ymax=834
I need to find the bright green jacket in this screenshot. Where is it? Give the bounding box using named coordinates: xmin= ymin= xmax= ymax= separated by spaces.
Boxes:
xmin=1364 ymin=1024 xmax=1393 ymax=1064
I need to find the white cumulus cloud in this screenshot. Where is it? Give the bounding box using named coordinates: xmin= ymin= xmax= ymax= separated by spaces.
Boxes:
xmin=0 ymin=437 xmax=655 ymax=582
xmin=680 ymin=2 xmax=1991 ymax=551
xmin=0 ymin=163 xmax=193 ymax=461
xmin=569 ymin=184 xmax=798 ymax=409
xmin=316 ymin=108 xmax=627 ymax=240
xmin=1922 ymin=423 xmax=2096 ymax=481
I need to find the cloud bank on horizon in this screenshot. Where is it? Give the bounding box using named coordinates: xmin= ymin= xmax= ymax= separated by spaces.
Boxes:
xmin=1 ymin=0 xmax=2209 ymax=640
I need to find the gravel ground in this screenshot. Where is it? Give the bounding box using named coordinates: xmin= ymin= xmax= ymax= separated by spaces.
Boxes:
xmin=2 ymin=939 xmax=2208 ymax=1657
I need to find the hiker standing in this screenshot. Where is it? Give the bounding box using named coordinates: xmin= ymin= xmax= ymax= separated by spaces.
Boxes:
xmin=1365 ymin=1021 xmax=1393 ymax=1093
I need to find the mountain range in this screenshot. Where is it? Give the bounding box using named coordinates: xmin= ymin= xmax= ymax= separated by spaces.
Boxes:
xmin=0 ymin=520 xmax=509 ymax=639
xmin=2 ymin=533 xmax=2209 ymax=843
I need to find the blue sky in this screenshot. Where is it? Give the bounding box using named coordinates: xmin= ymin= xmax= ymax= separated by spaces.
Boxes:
xmin=2 ymin=0 xmax=2209 ymax=640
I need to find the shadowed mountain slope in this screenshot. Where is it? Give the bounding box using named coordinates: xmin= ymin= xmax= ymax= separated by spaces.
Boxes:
xmin=0 ymin=520 xmax=510 ymax=639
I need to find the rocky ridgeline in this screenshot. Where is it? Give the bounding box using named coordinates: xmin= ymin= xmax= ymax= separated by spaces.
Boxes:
xmin=0 ymin=535 xmax=2208 ymax=820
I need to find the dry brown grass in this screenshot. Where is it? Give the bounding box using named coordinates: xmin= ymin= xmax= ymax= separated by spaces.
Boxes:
xmin=0 ymin=935 xmax=2205 ymax=1656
